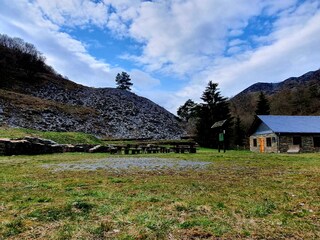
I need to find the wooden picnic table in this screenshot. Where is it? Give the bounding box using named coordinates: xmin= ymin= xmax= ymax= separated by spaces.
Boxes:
xmin=108 ymin=141 xmax=197 ymax=155
xmin=170 ymin=142 xmax=197 ymax=153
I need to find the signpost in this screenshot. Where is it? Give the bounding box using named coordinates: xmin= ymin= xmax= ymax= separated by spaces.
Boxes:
xmin=212 ymin=120 xmax=227 ymax=153
xmin=218 ymin=130 xmax=226 ymax=153
xmin=219 ymin=133 xmax=224 ymax=142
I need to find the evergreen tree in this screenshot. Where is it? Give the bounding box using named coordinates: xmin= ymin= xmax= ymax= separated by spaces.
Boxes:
xmin=255 ymin=91 xmax=270 ymax=115
xmin=233 ymin=115 xmax=245 ymax=147
xmin=115 ymin=72 xmax=133 ymax=91
xmin=177 ymin=99 xmax=197 ymax=122
xmin=196 ymin=81 xmax=232 ymax=148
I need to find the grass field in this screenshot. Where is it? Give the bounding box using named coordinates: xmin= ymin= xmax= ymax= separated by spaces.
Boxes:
xmin=0 ymin=150 xmax=319 ymax=239
xmin=0 ymin=127 xmax=103 ymax=145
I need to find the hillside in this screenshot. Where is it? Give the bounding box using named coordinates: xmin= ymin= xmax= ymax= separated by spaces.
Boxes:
xmin=236 ymin=70 xmax=320 ymax=96
xmin=230 ymin=69 xmax=320 ymax=132
xmin=0 ymin=35 xmax=184 ymax=139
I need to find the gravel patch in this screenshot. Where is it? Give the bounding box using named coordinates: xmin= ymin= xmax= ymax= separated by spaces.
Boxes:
xmin=43 ymin=157 xmax=211 ymax=172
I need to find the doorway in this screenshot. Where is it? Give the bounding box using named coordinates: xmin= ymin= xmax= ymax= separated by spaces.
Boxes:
xmin=259 ymin=138 xmax=265 ymax=153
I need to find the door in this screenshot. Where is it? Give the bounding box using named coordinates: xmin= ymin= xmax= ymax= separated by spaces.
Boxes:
xmin=259 ymin=138 xmax=265 ymax=153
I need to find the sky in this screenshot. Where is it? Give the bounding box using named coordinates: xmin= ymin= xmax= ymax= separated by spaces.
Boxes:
xmin=0 ymin=0 xmax=320 ymax=113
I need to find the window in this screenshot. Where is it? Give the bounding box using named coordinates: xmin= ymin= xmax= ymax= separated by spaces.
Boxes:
xmin=293 ymin=136 xmax=301 ymax=146
xmin=253 ymin=138 xmax=257 ymax=147
xmin=314 ymin=137 xmax=320 ymax=147
xmin=266 ymin=137 xmax=272 ymax=147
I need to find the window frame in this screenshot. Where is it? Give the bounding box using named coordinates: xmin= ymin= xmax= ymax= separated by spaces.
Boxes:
xmin=292 ymin=136 xmax=302 ymax=146
xmin=266 ymin=137 xmax=272 ymax=147
xmin=313 ymin=136 xmax=320 ymax=148
xmin=253 ymin=138 xmax=257 ymax=147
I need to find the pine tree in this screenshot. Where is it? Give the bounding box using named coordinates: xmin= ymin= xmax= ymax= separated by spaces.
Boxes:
xmin=233 ymin=115 xmax=245 ymax=147
xmin=115 ymin=72 xmax=133 ymax=91
xmin=255 ymin=91 xmax=270 ymax=115
xmin=177 ymin=99 xmax=197 ymax=122
xmin=196 ymin=81 xmax=232 ymax=148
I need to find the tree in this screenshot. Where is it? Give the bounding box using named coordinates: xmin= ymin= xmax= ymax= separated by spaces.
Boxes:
xmin=177 ymin=99 xmax=197 ymax=122
xmin=255 ymin=91 xmax=270 ymax=115
xmin=232 ymin=115 xmax=245 ymax=147
xmin=115 ymin=72 xmax=133 ymax=91
xmin=0 ymin=34 xmax=52 ymax=84
xmin=196 ymin=81 xmax=232 ymax=148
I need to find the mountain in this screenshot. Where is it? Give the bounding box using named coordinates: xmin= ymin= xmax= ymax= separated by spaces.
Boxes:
xmin=236 ymin=70 xmax=320 ymax=96
xmin=0 ymin=35 xmax=185 ymax=139
xmin=229 ymin=69 xmax=320 ymax=132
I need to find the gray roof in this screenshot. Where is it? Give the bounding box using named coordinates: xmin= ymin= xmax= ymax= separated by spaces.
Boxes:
xmin=211 ymin=119 xmax=227 ymax=129
xmin=257 ymin=115 xmax=320 ymax=133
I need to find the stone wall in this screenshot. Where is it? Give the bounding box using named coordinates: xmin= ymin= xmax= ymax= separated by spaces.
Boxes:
xmin=250 ymin=133 xmax=279 ymax=153
xmin=279 ymin=135 xmax=320 ymax=153
xmin=278 ymin=135 xmax=291 ymax=153
xmin=0 ymin=138 xmax=63 ymax=155
xmin=250 ymin=133 xmax=320 ymax=153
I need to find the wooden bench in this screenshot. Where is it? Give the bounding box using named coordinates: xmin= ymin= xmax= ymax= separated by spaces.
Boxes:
xmin=170 ymin=143 xmax=197 ymax=153
xmin=287 ymin=144 xmax=300 ymax=153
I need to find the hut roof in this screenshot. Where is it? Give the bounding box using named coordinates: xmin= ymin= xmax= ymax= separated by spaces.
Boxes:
xmin=252 ymin=115 xmax=320 ymax=134
xmin=211 ymin=119 xmax=227 ymax=129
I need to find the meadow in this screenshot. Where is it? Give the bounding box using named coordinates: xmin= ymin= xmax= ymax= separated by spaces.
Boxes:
xmin=0 ymin=149 xmax=319 ymax=239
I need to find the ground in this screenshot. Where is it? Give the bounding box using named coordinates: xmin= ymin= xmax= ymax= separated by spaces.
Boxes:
xmin=0 ymin=149 xmax=319 ymax=239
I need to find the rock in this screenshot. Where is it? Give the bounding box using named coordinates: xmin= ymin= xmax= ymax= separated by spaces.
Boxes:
xmin=0 ymin=137 xmax=63 ymax=155
xmin=59 ymin=144 xmax=76 ymax=152
xmin=23 ymin=136 xmax=58 ymax=145
xmin=89 ymin=145 xmax=109 ymax=153
xmin=73 ymin=144 xmax=95 ymax=152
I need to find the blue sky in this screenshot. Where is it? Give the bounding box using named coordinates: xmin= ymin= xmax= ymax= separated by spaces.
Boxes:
xmin=0 ymin=0 xmax=320 ymax=113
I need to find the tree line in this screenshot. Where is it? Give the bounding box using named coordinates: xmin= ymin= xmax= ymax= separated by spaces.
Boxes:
xmin=0 ymin=34 xmax=57 ymax=84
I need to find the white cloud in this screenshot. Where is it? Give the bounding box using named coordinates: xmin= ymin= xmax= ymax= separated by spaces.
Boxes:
xmin=34 ymin=0 xmax=108 ymax=27
xmin=129 ymin=69 xmax=160 ymax=90
xmin=106 ymin=0 xmax=319 ymax=92
xmin=141 ymin=89 xmax=183 ymax=114
xmin=124 ymin=0 xmax=261 ymax=75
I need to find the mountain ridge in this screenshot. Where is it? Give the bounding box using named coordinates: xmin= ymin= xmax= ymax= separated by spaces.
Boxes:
xmin=229 ymin=68 xmax=320 ymax=133
xmin=235 ymin=69 xmax=320 ymax=96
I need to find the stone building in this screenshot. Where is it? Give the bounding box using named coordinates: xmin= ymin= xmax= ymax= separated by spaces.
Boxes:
xmin=249 ymin=115 xmax=320 ymax=153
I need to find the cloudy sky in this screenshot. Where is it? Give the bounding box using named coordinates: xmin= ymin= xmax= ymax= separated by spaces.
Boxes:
xmin=1 ymin=0 xmax=320 ymax=113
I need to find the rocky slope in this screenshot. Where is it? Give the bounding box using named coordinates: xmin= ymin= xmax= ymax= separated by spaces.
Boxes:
xmin=0 ymin=74 xmax=184 ymax=139
xmin=0 ymin=35 xmax=184 ymax=139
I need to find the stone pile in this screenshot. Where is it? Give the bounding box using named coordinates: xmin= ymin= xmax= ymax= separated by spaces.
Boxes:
xmin=0 ymin=85 xmax=186 ymax=139
xmin=0 ymin=137 xmax=63 ymax=155
xmin=0 ymin=137 xmax=112 ymax=156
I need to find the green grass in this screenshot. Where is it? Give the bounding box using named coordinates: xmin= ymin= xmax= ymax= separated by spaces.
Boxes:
xmin=0 ymin=126 xmax=193 ymax=146
xmin=0 ymin=150 xmax=319 ymax=239
xmin=0 ymin=126 xmax=103 ymax=144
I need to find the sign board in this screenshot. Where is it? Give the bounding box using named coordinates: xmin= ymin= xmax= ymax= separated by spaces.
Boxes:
xmin=219 ymin=133 xmax=224 ymax=142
